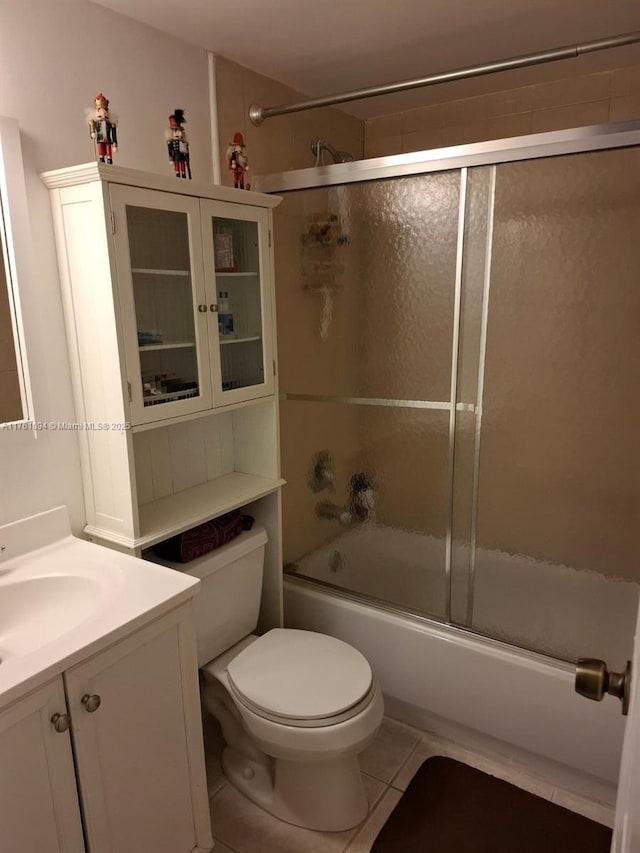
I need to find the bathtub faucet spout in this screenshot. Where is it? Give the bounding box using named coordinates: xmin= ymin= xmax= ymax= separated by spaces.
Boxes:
xmin=315 ymin=502 xmax=352 ymax=526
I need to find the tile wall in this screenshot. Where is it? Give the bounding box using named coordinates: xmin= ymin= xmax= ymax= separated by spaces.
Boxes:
xmin=365 ymin=66 xmax=640 ymax=157
xmin=215 ymin=56 xmax=364 ymax=184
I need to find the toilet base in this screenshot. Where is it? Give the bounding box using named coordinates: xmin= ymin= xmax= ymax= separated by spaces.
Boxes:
xmin=222 ymin=745 xmax=369 ymax=831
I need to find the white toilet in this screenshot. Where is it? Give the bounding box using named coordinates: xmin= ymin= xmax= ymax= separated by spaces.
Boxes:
xmin=150 ymin=525 xmax=384 ymax=831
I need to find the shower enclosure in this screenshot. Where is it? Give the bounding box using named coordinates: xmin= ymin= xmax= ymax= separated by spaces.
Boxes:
xmin=259 ymin=122 xmax=640 ymax=671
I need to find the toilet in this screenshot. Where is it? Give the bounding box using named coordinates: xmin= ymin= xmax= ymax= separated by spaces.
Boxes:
xmin=149 ymin=525 xmax=384 ymax=831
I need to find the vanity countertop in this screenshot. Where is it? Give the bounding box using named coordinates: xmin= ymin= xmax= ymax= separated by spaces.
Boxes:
xmin=0 ymin=506 xmax=198 ymax=710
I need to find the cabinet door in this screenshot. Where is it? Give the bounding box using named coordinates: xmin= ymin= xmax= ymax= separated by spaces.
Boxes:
xmin=200 ymin=200 xmax=275 ymax=405
xmin=0 ymin=679 xmax=85 ymax=853
xmin=65 ymin=611 xmax=212 ymax=853
xmin=110 ymin=185 xmax=213 ymax=425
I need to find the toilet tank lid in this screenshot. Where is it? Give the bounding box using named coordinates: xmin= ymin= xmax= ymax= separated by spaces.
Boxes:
xmin=227 ymin=628 xmax=373 ymax=721
xmin=147 ymin=525 xmax=267 ymax=580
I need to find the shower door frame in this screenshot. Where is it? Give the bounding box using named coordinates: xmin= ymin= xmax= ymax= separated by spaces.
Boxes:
xmin=256 ymin=120 xmax=640 ymax=193
xmin=259 ymin=119 xmax=640 ymax=638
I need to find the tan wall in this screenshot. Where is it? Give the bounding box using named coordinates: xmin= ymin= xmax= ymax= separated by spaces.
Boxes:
xmin=214 ymin=57 xmax=365 ymax=564
xmin=215 ymin=56 xmax=364 ymax=186
xmin=364 ymin=66 xmax=640 ymax=158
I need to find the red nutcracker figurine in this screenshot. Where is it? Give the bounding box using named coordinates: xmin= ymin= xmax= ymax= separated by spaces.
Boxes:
xmin=166 ymin=109 xmax=191 ymax=179
xmin=226 ymin=132 xmax=249 ymax=189
xmin=87 ymin=94 xmax=117 ymax=164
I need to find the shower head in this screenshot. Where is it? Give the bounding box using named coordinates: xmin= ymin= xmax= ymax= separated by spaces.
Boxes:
xmin=311 ymin=137 xmax=355 ymax=165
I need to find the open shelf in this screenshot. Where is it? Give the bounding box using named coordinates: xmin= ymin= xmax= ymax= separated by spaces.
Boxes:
xmin=136 ymin=473 xmax=285 ymax=549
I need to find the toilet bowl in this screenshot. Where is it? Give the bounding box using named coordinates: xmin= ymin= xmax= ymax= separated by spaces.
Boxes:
xmin=148 ymin=525 xmax=384 ymax=831
xmin=202 ymin=629 xmax=384 ymax=830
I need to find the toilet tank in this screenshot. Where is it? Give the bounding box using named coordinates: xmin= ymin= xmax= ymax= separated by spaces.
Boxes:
xmin=147 ymin=525 xmax=267 ymax=667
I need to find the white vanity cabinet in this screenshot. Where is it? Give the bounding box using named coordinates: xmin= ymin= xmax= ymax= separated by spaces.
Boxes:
xmin=0 ymin=679 xmax=85 ymax=852
xmin=0 ymin=605 xmax=213 ymax=853
xmin=41 ymin=165 xmax=284 ymax=579
xmin=66 ymin=605 xmax=211 ymax=853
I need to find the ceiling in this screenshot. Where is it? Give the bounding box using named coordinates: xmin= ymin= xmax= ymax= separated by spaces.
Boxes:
xmin=93 ymin=0 xmax=640 ymax=118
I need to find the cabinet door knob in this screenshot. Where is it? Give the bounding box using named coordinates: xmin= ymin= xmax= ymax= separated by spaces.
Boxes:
xmin=209 ymin=304 xmax=219 ymax=312
xmin=51 ymin=712 xmax=71 ymax=733
xmin=198 ymin=304 xmax=208 ymax=313
xmin=81 ymin=693 xmax=102 ymax=713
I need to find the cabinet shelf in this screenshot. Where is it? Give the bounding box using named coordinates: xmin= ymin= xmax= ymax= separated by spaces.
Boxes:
xmin=132 ymin=268 xmax=191 ymax=276
xmin=219 ymin=335 xmax=262 ymax=345
xmin=139 ymin=342 xmax=195 ymax=351
xmin=215 ymin=271 xmax=259 ymax=277
xmin=136 ymin=472 xmax=286 ymax=549
xmin=143 ymin=388 xmax=199 ymax=404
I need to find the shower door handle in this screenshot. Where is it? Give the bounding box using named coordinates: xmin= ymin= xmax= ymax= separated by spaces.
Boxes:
xmin=574 ymin=658 xmax=631 ymax=715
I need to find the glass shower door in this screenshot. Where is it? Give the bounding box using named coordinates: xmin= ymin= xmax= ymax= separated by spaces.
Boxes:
xmin=277 ymin=172 xmax=462 ymax=619
xmin=275 ymin=134 xmax=640 ymax=669
xmin=451 ymin=147 xmax=640 ymax=667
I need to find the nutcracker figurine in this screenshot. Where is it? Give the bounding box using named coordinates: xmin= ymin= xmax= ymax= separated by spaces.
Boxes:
xmin=166 ymin=109 xmax=191 ymax=179
xmin=87 ymin=93 xmax=118 ymax=164
xmin=226 ymin=132 xmax=249 ymax=189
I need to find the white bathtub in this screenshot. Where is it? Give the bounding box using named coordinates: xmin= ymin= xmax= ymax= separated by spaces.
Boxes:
xmin=288 ymin=525 xmax=638 ymax=666
xmin=284 ymin=525 xmax=637 ymax=788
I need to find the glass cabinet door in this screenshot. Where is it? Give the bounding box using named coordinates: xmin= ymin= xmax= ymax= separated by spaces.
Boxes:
xmin=110 ymin=186 xmax=212 ymax=424
xmin=200 ymin=200 xmax=274 ymax=404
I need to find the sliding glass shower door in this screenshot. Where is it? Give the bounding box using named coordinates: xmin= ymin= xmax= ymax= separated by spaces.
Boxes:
xmin=272 ymin=131 xmax=640 ymax=667
xmin=277 ymin=172 xmax=462 ymax=619
xmin=451 ymin=147 xmax=640 ymax=667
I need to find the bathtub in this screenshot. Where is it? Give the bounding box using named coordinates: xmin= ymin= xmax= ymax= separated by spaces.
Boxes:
xmin=284 ymin=525 xmax=637 ymax=790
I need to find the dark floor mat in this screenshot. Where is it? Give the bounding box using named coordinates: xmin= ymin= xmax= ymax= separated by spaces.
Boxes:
xmin=371 ymin=756 xmax=612 ymax=853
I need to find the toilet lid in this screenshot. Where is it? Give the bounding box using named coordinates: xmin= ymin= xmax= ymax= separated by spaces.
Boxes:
xmin=226 ymin=629 xmax=373 ymax=722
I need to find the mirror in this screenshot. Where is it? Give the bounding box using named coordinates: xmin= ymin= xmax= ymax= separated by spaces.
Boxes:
xmin=0 ymin=208 xmax=25 ymax=422
xmin=0 ymin=116 xmax=31 ymax=424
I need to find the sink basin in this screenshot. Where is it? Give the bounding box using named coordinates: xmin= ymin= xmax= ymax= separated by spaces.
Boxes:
xmin=0 ymin=574 xmax=106 ymax=659
xmin=0 ymin=505 xmax=199 ymax=709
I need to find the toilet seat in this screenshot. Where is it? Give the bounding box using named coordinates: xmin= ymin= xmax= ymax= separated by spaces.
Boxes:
xmin=227 ymin=677 xmax=379 ymax=728
xmin=226 ymin=629 xmax=374 ymax=728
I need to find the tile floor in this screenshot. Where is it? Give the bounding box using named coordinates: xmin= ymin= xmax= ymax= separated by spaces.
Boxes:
xmin=203 ymin=714 xmax=615 ymax=853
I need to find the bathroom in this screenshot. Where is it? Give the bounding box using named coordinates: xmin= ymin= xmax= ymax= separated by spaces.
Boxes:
xmin=1 ymin=1 xmax=640 ymax=851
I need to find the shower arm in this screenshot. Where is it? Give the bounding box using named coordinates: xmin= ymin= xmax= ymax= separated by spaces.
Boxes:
xmin=249 ymin=31 xmax=640 ymax=125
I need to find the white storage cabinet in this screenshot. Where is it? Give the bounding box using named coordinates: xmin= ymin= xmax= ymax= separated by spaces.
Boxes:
xmin=42 ymin=165 xmax=284 ymax=573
